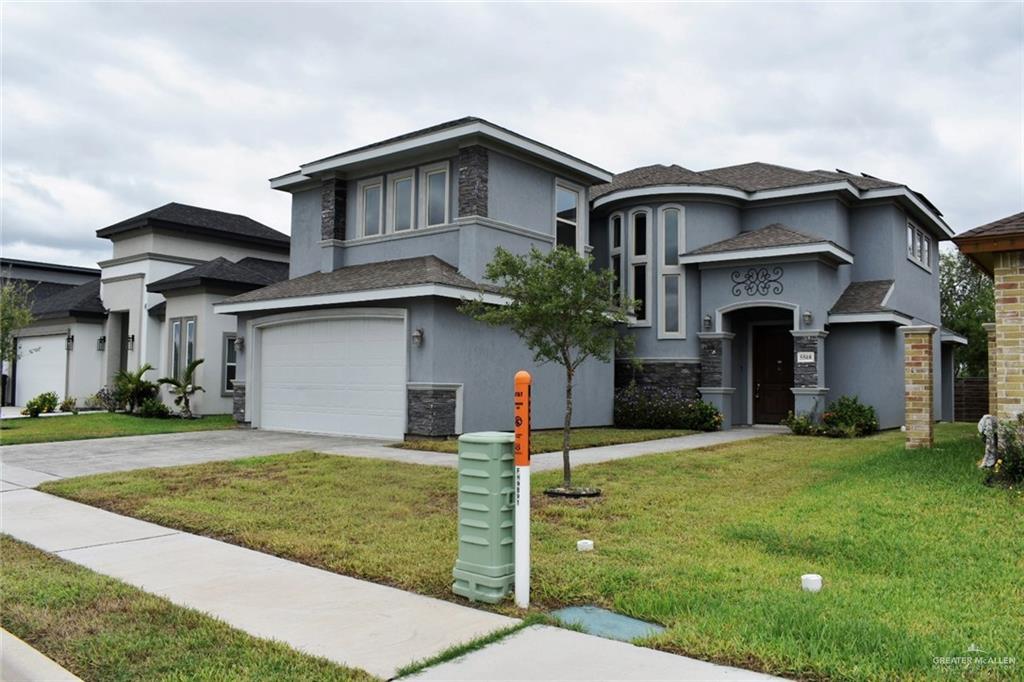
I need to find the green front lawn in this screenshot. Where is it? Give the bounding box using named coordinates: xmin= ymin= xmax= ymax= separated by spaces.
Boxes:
xmin=0 ymin=412 xmax=236 ymax=445
xmin=0 ymin=535 xmax=375 ymax=681
xmin=398 ymin=427 xmax=694 ymax=454
xmin=42 ymin=424 xmax=1024 ymax=680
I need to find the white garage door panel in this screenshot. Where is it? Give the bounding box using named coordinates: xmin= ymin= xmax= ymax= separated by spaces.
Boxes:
xmin=15 ymin=335 xmax=67 ymax=405
xmin=258 ymin=316 xmax=406 ymax=439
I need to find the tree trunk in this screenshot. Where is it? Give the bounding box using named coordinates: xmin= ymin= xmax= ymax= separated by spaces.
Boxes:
xmin=562 ymin=364 xmax=574 ymax=489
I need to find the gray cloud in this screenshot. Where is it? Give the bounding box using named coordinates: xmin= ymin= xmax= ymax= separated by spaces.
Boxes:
xmin=2 ymin=2 xmax=1021 ymax=267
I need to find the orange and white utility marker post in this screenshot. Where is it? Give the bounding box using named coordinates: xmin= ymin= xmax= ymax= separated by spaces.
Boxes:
xmin=513 ymin=370 xmax=532 ymax=609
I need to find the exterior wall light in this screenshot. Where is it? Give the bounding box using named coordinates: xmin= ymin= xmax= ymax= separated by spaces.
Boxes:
xmin=65 ymin=335 xmax=74 ymax=351
xmin=234 ymin=336 xmax=245 ymax=352
xmin=97 ymin=336 xmax=106 ymax=351
xmin=802 ymin=311 xmax=814 ymax=326
xmin=411 ymin=328 xmax=424 ymax=346
xmin=127 ymin=334 xmax=135 ymax=351
xmin=703 ymin=313 xmax=713 ymax=330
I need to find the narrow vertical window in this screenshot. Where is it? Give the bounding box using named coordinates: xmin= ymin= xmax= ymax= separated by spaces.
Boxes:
xmin=628 ymin=209 xmax=652 ymax=325
xmin=609 ymin=213 xmax=624 ymax=303
xmin=419 ymin=162 xmax=450 ymax=227
xmin=555 ymin=185 xmax=580 ymax=252
xmin=171 ymin=320 xmax=181 ymax=378
xmin=388 ymin=171 xmax=415 ymax=232
xmin=357 ymin=177 xmax=384 ymax=237
xmin=185 ymin=319 xmax=196 ymax=367
xmin=223 ymin=334 xmax=237 ymax=394
xmin=907 ymin=220 xmax=932 ymax=271
xmin=658 ymin=205 xmax=685 ymax=338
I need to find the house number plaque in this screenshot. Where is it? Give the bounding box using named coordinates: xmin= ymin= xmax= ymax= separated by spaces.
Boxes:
xmin=797 ymin=351 xmax=815 ymax=363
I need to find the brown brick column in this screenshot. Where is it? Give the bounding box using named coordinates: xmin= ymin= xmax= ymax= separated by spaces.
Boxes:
xmin=994 ymin=251 xmax=1024 ymax=419
xmin=902 ymin=325 xmax=937 ymax=449
xmin=982 ymin=322 xmax=997 ymax=416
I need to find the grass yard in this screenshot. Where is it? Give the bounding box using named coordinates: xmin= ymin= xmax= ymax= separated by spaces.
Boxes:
xmin=43 ymin=424 xmax=1023 ymax=681
xmin=0 ymin=412 xmax=236 ymax=445
xmin=398 ymin=426 xmax=694 ymax=453
xmin=0 ymin=535 xmax=375 ymax=681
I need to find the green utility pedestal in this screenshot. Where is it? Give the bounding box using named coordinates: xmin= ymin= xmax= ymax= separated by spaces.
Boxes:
xmin=452 ymin=431 xmax=515 ymax=603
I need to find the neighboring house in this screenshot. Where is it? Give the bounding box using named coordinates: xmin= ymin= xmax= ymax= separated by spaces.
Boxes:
xmin=9 ymin=203 xmax=289 ymax=414
xmin=2 ymin=259 xmax=101 ymax=406
xmin=217 ymin=117 xmax=959 ymax=438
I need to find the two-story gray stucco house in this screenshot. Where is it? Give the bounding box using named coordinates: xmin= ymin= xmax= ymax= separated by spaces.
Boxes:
xmin=218 ymin=117 xmax=963 ymax=439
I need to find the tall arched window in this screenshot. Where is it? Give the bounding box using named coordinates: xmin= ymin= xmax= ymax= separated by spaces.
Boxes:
xmin=658 ymin=205 xmax=686 ymax=338
xmin=628 ymin=208 xmax=652 ymax=326
xmin=608 ymin=212 xmax=625 ymax=303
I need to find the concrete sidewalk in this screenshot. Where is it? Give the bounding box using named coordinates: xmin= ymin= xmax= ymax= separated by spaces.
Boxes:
xmin=1 ymin=629 xmax=83 ymax=682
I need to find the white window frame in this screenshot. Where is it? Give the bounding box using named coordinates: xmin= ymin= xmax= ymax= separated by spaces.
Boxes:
xmin=553 ymin=178 xmax=587 ymax=255
xmin=627 ymin=207 xmax=652 ymax=327
xmin=386 ymin=169 xmax=416 ymax=233
xmin=418 ymin=161 xmax=450 ymax=228
xmin=221 ymin=333 xmax=237 ymax=396
xmin=657 ymin=204 xmax=686 ymax=339
xmin=906 ymin=219 xmax=932 ymax=272
xmin=608 ymin=211 xmax=625 ymax=304
xmin=356 ymin=176 xmax=384 ymax=238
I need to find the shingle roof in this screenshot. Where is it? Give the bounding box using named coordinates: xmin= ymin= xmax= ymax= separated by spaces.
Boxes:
xmin=222 ymin=255 xmax=480 ymax=305
xmin=97 ymin=202 xmax=289 ymax=248
xmin=830 ymin=280 xmax=895 ymax=314
xmin=147 ymin=257 xmax=289 ymax=293
xmin=956 ymin=211 xmax=1024 ymax=240
xmin=30 ymin=280 xmax=105 ymax=320
xmin=591 ymin=161 xmax=904 ymax=200
xmin=689 ymin=224 xmax=825 ymax=255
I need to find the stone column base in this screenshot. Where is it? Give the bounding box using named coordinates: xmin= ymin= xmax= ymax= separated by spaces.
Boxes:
xmin=231 ymin=380 xmax=248 ymax=425
xmin=406 ymin=383 xmax=462 ymax=438
xmin=698 ymin=387 xmax=736 ymax=428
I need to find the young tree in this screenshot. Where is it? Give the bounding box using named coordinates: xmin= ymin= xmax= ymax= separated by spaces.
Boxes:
xmin=461 ymin=246 xmax=632 ymax=492
xmin=940 ymin=250 xmax=994 ymax=377
xmin=159 ymin=358 xmax=205 ymax=418
xmin=114 ymin=363 xmax=158 ymax=414
xmin=0 ymin=277 xmax=35 ymax=365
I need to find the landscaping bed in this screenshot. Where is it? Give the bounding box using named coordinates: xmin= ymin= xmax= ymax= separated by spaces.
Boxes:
xmin=0 ymin=412 xmax=236 ymax=445
xmin=42 ymin=424 xmax=1024 ymax=680
xmin=0 ymin=535 xmax=374 ymax=681
xmin=398 ymin=427 xmax=694 ymax=454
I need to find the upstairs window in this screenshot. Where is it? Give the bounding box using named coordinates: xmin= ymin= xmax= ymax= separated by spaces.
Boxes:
xmin=658 ymin=205 xmax=685 ymax=338
xmin=628 ymin=209 xmax=652 ymax=325
xmin=387 ymin=170 xmax=415 ymax=232
xmin=555 ymin=183 xmax=583 ymax=253
xmin=609 ymin=212 xmax=625 ymax=303
xmin=419 ymin=162 xmax=449 ymax=227
xmin=357 ymin=177 xmax=383 ymax=237
xmin=907 ymin=220 xmax=932 ymax=271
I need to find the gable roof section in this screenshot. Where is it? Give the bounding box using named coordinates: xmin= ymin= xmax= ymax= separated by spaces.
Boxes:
xmin=690 ymin=224 xmax=823 ymax=255
xmin=147 ymin=257 xmax=289 ymax=294
xmin=29 ymin=280 xmax=105 ymax=320
xmin=590 ymin=164 xmax=719 ymax=199
xmin=957 ymin=211 xmax=1024 ymax=240
xmin=679 ymin=224 xmax=853 ymax=266
xmin=952 ymin=211 xmax=1024 ymax=275
xmin=829 ymin=280 xmax=895 ymax=314
xmin=96 ymin=202 xmax=289 ymax=250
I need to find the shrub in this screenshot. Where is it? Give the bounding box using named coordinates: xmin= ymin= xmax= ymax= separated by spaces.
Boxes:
xmin=92 ymin=387 xmax=123 ymax=413
xmin=35 ymin=391 xmax=59 ymax=413
xmin=58 ymin=396 xmax=77 ymax=413
xmin=114 ymin=364 xmax=158 ymax=414
xmin=989 ymin=414 xmax=1024 ymax=487
xmin=138 ymin=397 xmax=171 ymax=419
xmin=21 ymin=398 xmax=42 ymax=418
xmin=822 ymin=395 xmax=878 ymax=437
xmin=614 ymin=383 xmax=723 ymax=432
xmin=781 ymin=412 xmax=818 ymax=436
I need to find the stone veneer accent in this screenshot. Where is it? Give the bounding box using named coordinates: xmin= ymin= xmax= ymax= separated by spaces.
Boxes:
xmin=407 ymin=387 xmax=458 ymax=437
xmin=902 ymin=326 xmax=936 ymax=449
xmin=994 ymin=251 xmax=1024 ymax=419
xmin=793 ymin=336 xmax=819 ymax=388
xmin=699 ymin=338 xmax=724 ymax=387
xmin=983 ymin=322 xmax=997 ymax=416
xmin=615 ymin=359 xmax=700 ymax=398
xmin=232 ymin=380 xmax=247 ymax=424
xmin=457 ymin=145 xmax=488 ymax=217
xmin=321 ymin=178 xmax=347 ymax=241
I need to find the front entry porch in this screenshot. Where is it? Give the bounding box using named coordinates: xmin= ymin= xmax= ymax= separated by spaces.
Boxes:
xmin=697 ymin=303 xmax=828 ymax=428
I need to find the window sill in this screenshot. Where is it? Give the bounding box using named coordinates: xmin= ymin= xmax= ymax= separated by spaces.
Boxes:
xmin=907 ymin=256 xmax=933 ymax=274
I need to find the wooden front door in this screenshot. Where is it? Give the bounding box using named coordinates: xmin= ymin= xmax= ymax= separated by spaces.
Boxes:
xmin=753 ymin=325 xmax=794 ymax=424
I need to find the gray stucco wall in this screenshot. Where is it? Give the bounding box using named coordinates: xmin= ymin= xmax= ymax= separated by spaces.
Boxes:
xmin=941 ymin=344 xmax=955 ymax=422
xmin=826 ymin=324 xmax=904 ymax=430
xmin=488 ymin=152 xmax=556 ymax=234
xmin=289 ymin=187 xmax=322 ymax=278
xmin=741 ymin=199 xmax=850 ymax=250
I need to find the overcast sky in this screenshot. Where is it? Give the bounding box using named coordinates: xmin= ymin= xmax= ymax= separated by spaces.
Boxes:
xmin=2 ymin=1 xmax=1021 ymax=267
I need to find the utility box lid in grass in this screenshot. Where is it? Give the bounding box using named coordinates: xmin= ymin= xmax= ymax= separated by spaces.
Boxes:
xmin=551 ymin=606 xmax=665 ymax=642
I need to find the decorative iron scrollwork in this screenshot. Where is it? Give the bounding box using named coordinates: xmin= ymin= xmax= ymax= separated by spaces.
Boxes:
xmin=731 ymin=266 xmax=784 ymax=296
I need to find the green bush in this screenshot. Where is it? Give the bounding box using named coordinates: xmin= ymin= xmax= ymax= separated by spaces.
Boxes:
xmin=614 ymin=383 xmax=723 ymax=431
xmin=989 ymin=414 xmax=1024 ymax=486
xmin=783 ymin=395 xmax=879 ymax=438
xmin=91 ymin=387 xmax=122 ymax=413
xmin=138 ymin=397 xmax=171 ymax=419
xmin=59 ymin=396 xmax=78 ymax=413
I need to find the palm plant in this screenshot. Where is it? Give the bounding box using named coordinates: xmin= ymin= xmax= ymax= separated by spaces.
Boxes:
xmin=158 ymin=358 xmax=205 ymax=418
xmin=114 ymin=363 xmax=158 ymax=414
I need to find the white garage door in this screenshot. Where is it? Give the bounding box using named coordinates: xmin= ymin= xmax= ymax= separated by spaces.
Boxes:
xmin=257 ymin=314 xmax=407 ymax=439
xmin=15 ymin=335 xmax=67 ymax=405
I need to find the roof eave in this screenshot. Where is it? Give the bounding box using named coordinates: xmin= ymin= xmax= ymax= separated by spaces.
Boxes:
xmin=678 ymin=242 xmax=854 ymax=266
xmin=214 ymin=283 xmax=509 ymax=315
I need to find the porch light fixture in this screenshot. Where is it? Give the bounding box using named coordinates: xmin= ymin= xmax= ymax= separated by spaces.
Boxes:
xmin=97 ymin=336 xmax=106 ymax=351
xmin=127 ymin=334 xmax=135 ymax=351
xmin=703 ymin=313 xmax=713 ymax=330
xmin=802 ymin=311 xmax=813 ymax=326
xmin=411 ymin=328 xmax=424 ymax=346
xmin=65 ymin=335 xmax=74 ymax=351
xmin=234 ymin=336 xmax=245 ymax=352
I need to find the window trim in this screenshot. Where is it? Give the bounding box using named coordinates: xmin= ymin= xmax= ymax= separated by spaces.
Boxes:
xmin=221 ymin=332 xmax=237 ymax=397
xmin=906 ymin=219 xmax=932 ymax=272
xmin=657 ymin=204 xmax=686 ymax=339
xmin=627 ymin=207 xmax=652 ymax=327
xmin=168 ymin=315 xmax=197 ymax=380
xmin=608 ymin=211 xmax=625 ymax=304
xmin=386 ymin=169 xmax=416 ymax=233
xmin=553 ymin=178 xmax=586 ymax=255
xmin=418 ymin=161 xmax=450 ymax=228
xmin=356 ymin=176 xmax=384 ymax=238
